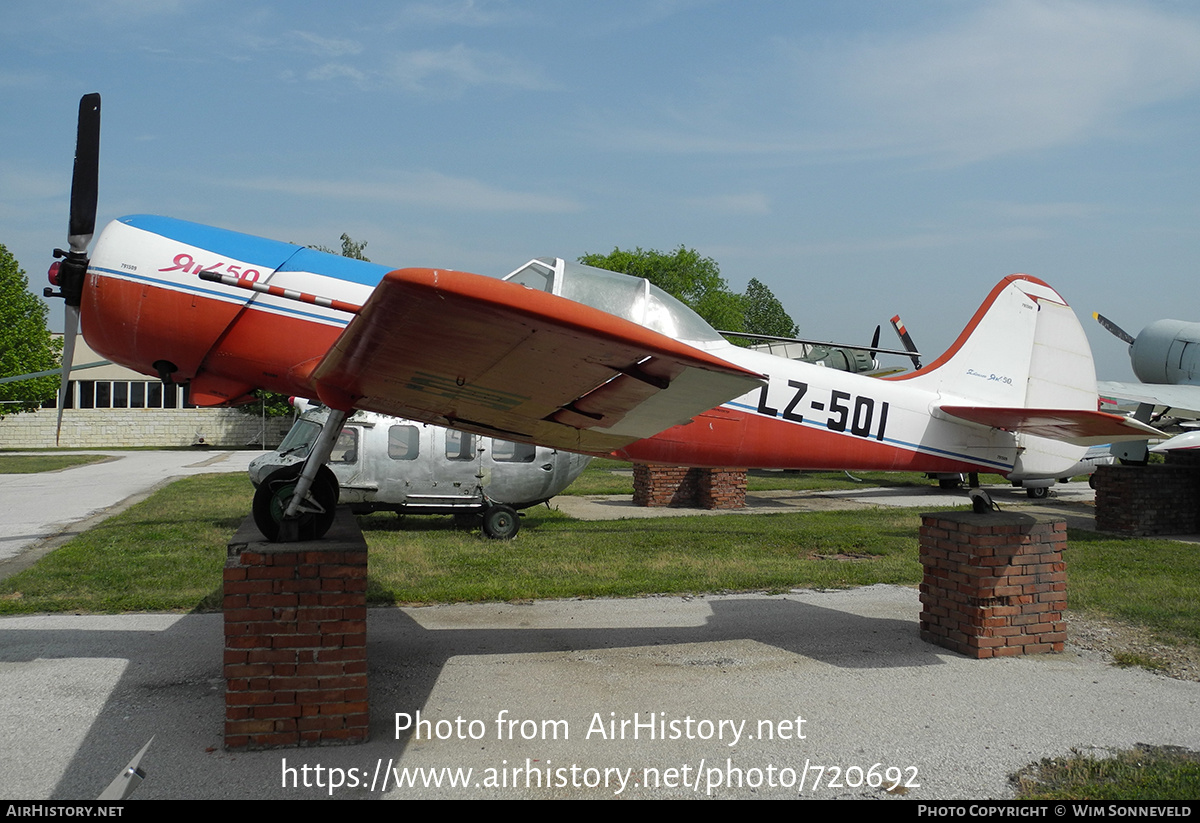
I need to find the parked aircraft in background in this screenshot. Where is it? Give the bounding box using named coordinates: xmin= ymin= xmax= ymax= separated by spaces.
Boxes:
xmin=249 ymin=401 xmax=590 ymax=538
xmin=1094 ymin=313 xmax=1200 ymax=457
xmin=720 ymin=325 xmax=911 ymax=377
xmin=46 ymin=94 xmax=1158 ymax=540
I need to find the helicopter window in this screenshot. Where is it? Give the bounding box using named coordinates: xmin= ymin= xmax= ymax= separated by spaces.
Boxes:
xmin=387 ymin=425 xmax=420 ymax=460
xmin=330 ymin=428 xmax=359 ymax=463
xmin=491 ymin=439 xmax=536 ymax=463
xmin=445 ymin=430 xmax=477 ymax=461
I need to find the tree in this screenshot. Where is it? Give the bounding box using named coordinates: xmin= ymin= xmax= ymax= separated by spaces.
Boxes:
xmin=578 ymin=247 xmax=799 ymax=342
xmin=743 ymin=277 xmax=798 ymax=338
xmin=578 ymin=246 xmax=746 ymax=332
xmin=0 ymin=244 xmax=62 ymax=414
xmin=338 ymin=233 xmax=370 ymax=262
xmin=310 ymin=233 xmax=370 ymax=262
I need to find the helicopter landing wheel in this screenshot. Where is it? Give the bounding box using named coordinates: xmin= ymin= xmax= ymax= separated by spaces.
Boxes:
xmin=481 ymin=504 xmax=519 ymax=540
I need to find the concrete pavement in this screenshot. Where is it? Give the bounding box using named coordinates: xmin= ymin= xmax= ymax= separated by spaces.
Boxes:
xmin=3 ymin=588 xmax=1198 ymax=800
xmin=0 ymin=449 xmax=264 ymax=576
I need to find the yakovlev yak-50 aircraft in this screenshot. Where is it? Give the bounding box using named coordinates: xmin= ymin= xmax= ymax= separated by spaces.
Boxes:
xmin=45 ymin=95 xmax=1159 ymax=540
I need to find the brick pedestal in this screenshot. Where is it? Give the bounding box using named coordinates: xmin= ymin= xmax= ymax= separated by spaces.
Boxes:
xmin=919 ymin=511 xmax=1066 ymax=658
xmin=1093 ymin=461 xmax=1200 ymax=535
xmin=223 ymin=510 xmax=368 ymax=749
xmin=632 ymin=464 xmax=747 ymax=509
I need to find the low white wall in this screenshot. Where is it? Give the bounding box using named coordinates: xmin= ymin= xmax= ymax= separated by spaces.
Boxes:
xmin=0 ymin=407 xmax=293 ymax=449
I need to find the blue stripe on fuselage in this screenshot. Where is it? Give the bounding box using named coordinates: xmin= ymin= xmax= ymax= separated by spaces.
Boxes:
xmin=118 ymin=215 xmax=391 ymax=287
xmin=89 ymin=263 xmax=355 ymax=327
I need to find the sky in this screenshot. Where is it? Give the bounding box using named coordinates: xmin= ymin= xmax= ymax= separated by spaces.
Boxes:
xmin=2 ymin=0 xmax=1199 ymax=380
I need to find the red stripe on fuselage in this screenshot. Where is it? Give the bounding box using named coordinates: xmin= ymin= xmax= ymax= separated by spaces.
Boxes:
xmin=617 ymin=404 xmax=991 ymax=473
xmin=82 ymin=274 xmax=340 ymax=403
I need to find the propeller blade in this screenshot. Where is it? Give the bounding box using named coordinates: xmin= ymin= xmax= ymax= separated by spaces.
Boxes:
xmin=1093 ymin=312 xmax=1136 ymax=346
xmin=55 ymin=305 xmax=80 ymax=445
xmin=869 ymin=324 xmax=881 ymax=355
xmin=68 ymin=94 xmax=101 ymax=252
xmin=890 ymin=315 xmax=922 ymax=370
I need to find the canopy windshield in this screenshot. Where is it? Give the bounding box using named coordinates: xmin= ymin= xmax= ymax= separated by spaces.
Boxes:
xmin=504 ymin=257 xmax=724 ymax=346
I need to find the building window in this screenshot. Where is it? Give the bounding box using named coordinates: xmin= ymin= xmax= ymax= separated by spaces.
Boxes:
xmin=55 ymin=380 xmax=188 ymax=410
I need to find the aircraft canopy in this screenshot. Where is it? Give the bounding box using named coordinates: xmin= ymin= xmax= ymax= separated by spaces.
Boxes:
xmin=503 ymin=257 xmax=724 ymax=347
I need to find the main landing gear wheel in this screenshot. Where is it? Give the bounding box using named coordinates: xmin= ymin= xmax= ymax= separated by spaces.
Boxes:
xmin=1026 ymin=486 xmax=1050 ymax=499
xmin=253 ymin=464 xmax=339 ymax=541
xmin=481 ymin=504 xmax=519 ymax=540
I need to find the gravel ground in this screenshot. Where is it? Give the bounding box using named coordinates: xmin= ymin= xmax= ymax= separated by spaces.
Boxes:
xmin=1068 ymin=613 xmax=1200 ymax=682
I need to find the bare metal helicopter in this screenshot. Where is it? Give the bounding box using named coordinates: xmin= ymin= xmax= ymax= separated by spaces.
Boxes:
xmin=249 ymin=401 xmax=592 ymax=539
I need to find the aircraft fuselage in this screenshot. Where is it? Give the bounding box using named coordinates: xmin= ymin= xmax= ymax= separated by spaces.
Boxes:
xmin=81 ymin=215 xmax=1089 ymax=478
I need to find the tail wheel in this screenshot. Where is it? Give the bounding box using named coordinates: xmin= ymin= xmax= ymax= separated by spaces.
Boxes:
xmin=253 ymin=464 xmax=339 ymax=541
xmin=482 ymin=504 xmax=519 ymax=540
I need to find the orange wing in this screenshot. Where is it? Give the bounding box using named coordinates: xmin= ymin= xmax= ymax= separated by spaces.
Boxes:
xmin=311 ymin=268 xmax=764 ymax=453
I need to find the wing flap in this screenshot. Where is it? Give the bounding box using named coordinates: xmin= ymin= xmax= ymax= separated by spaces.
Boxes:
xmin=312 ymin=268 xmax=763 ymax=452
xmin=940 ymin=405 xmax=1161 ymax=445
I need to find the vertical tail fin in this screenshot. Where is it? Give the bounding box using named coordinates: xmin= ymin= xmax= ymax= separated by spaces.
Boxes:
xmin=890 ymin=274 xmax=1097 ymax=412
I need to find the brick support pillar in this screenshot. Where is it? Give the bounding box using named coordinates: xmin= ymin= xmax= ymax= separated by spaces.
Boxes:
xmin=919 ymin=511 xmax=1066 ymax=659
xmin=1093 ymin=461 xmax=1200 ymax=535
xmin=223 ymin=510 xmax=368 ymax=749
xmin=632 ymin=464 xmax=747 ymax=509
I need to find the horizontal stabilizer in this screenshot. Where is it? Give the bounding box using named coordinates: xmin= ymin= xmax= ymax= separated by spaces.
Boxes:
xmin=940 ymin=406 xmax=1161 ymax=445
xmin=312 ymin=268 xmax=764 ymax=453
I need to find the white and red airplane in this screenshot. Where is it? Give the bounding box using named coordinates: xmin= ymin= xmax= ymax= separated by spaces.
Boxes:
xmin=47 ymin=95 xmax=1158 ymax=540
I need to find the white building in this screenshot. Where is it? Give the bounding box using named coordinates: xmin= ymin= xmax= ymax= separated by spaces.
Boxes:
xmin=0 ymin=336 xmax=292 ymax=449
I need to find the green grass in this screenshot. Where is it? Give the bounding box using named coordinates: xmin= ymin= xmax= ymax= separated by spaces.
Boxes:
xmin=1012 ymin=745 xmax=1200 ymax=800
xmin=0 ymin=473 xmax=247 ymax=613
xmin=1 ymin=471 xmax=1198 ymax=659
xmin=362 ymin=506 xmax=922 ymax=604
xmin=0 ymin=453 xmax=109 ymax=473
xmin=1064 ymin=529 xmax=1200 ymax=644
xmin=556 ymin=458 xmax=637 ymax=494
xmin=561 ymin=459 xmax=1003 ymax=496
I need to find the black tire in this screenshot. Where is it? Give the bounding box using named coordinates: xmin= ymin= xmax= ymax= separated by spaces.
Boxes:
xmin=253 ymin=464 xmax=339 ymax=541
xmin=938 ymin=477 xmax=960 ymax=490
xmin=1026 ymin=486 xmax=1050 ymax=499
xmin=481 ymin=504 xmax=519 ymax=539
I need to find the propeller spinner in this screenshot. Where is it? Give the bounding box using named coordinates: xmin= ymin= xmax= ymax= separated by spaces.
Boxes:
xmin=44 ymin=93 xmax=101 ymax=444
